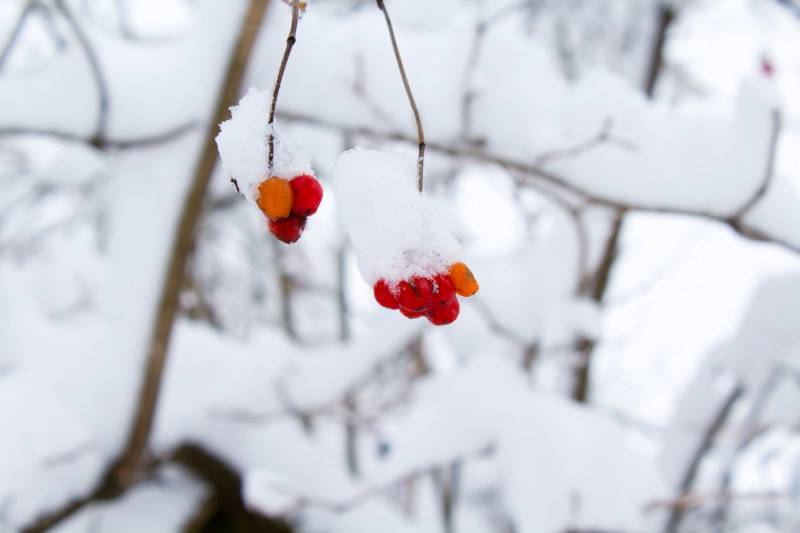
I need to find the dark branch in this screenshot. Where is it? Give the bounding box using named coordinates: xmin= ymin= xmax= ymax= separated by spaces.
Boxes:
xmin=664 ymin=383 xmax=744 ymax=533
xmin=728 ymin=110 xmax=781 ymax=220
xmin=54 ymin=0 xmax=110 ymax=148
xmin=0 ymin=122 xmax=199 ymax=150
xmin=643 ymin=6 xmax=675 ymax=98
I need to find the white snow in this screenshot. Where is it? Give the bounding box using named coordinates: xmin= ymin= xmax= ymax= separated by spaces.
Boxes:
xmin=215 ymin=87 xmax=314 ymax=209
xmin=332 ymin=148 xmax=461 ymax=285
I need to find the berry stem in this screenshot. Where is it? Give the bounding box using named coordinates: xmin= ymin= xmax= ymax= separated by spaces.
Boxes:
xmin=375 ymin=0 xmax=426 ymax=192
xmin=268 ymin=0 xmax=300 ymax=172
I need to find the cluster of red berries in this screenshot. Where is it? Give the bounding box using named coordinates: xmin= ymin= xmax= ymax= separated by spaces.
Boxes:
xmin=373 ymin=262 xmax=479 ymax=325
xmin=255 ymin=175 xmax=323 ymax=243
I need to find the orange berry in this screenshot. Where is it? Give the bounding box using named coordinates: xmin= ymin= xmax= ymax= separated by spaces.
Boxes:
xmin=448 ymin=262 xmax=478 ymax=297
xmin=256 ymin=177 xmax=293 ymax=220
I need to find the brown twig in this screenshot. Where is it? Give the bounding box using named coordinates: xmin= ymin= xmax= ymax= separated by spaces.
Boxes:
xmin=728 ymin=110 xmax=781 ymax=221
xmin=267 ymin=0 xmax=300 ymax=173
xmin=664 ymin=383 xmax=744 ymax=533
xmin=534 ymin=119 xmax=636 ymax=167
xmin=643 ymin=6 xmax=675 ymax=98
xmin=0 ymin=122 xmax=198 ymax=149
xmin=375 ymin=0 xmax=425 ymax=191
xmin=571 ymin=208 xmax=625 ymax=403
xmin=460 ymin=1 xmax=544 ymax=141
xmin=54 ymin=0 xmax=109 ymax=148
xmin=571 ymin=5 xmax=678 ymax=404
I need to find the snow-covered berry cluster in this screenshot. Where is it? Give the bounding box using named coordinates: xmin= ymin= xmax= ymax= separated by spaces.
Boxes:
xmin=255 ymin=174 xmax=323 ymax=243
xmin=373 ymin=262 xmax=478 ymax=325
xmin=216 ymin=88 xmax=321 ymax=245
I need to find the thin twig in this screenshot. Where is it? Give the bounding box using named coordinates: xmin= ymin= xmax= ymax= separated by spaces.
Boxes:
xmin=0 ymin=0 xmax=36 ymax=73
xmin=533 ymin=119 xmax=636 ymax=167
xmin=728 ymin=110 xmax=781 ymax=221
xmin=709 ymin=368 xmax=783 ymax=532
xmin=571 ymin=208 xmax=625 ymax=403
xmin=650 ymin=489 xmax=788 ymax=512
xmin=267 ymin=0 xmax=299 ymax=172
xmin=54 ymin=0 xmax=110 ymax=147
xmin=664 ymin=383 xmax=744 ymax=533
xmin=257 ymin=444 xmax=493 ymax=516
xmin=375 ymin=0 xmax=425 ymax=191
xmin=460 ymin=1 xmax=544 ymax=141
xmin=0 ymin=121 xmax=199 ymax=150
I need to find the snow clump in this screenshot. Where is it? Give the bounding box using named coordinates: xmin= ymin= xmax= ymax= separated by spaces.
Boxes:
xmin=332 ymin=148 xmax=461 ymax=286
xmin=215 ymin=87 xmax=313 ymax=208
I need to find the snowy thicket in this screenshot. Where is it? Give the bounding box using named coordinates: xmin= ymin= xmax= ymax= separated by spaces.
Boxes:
xmin=2 ymin=0 xmax=800 ymax=533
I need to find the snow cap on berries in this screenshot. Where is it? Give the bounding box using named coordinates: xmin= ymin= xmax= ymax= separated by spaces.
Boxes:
xmin=215 ymin=87 xmax=314 ymax=208
xmin=333 ymin=148 xmax=461 ymax=286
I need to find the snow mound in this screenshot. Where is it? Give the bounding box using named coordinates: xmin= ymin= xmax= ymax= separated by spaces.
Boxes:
xmin=215 ymin=87 xmax=313 ymax=208
xmin=332 ymin=148 xmax=461 ymax=285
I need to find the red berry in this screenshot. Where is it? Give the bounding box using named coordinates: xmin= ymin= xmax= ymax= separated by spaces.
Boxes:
xmin=761 ymin=57 xmax=774 ymax=78
xmin=400 ymin=307 xmax=425 ymax=319
xmin=268 ymin=214 xmax=307 ymax=244
xmin=374 ymin=279 xmax=400 ymax=310
xmin=432 ymin=274 xmax=456 ymax=307
xmin=290 ymin=175 xmax=323 ymax=216
xmin=398 ymin=277 xmax=433 ymax=313
xmin=427 ymin=297 xmax=460 ymax=326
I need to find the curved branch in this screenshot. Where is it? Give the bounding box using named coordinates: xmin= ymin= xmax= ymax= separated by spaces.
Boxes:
xmin=54 ymin=0 xmax=109 ymax=148
xmin=728 ymin=110 xmax=781 ymax=220
xmin=375 ymin=0 xmax=425 ymax=191
xmin=0 ymin=0 xmax=36 ymax=73
xmin=267 ymin=0 xmax=300 ymax=172
xmin=0 ymin=122 xmax=199 ymax=150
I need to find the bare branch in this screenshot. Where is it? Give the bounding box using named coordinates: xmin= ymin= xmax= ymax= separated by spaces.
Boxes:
xmin=650 ymin=489 xmax=789 ymax=512
xmin=709 ymin=368 xmax=784 ymax=531
xmin=256 ymin=444 xmax=493 ymax=516
xmin=643 ymin=6 xmax=675 ymax=98
xmin=728 ymin=110 xmax=781 ymax=221
xmin=267 ymin=0 xmax=300 ymax=172
xmin=571 ymin=209 xmax=625 ymax=403
xmin=375 ymin=0 xmax=425 ymax=191
xmin=0 ymin=1 xmax=36 ymax=73
xmin=533 ymin=119 xmax=636 ymax=167
xmin=460 ymin=1 xmax=544 ymax=141
xmin=54 ymin=0 xmax=110 ymax=147
xmin=664 ymin=383 xmax=744 ymax=533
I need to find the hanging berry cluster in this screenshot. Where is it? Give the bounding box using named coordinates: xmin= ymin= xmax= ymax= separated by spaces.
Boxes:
xmin=256 ymin=175 xmax=323 ymax=243
xmin=218 ymin=0 xmax=480 ymax=326
xmin=373 ymin=263 xmax=479 ymax=326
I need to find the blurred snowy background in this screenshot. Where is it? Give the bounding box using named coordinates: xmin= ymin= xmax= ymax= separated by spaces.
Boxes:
xmin=2 ymin=0 xmax=800 ymax=532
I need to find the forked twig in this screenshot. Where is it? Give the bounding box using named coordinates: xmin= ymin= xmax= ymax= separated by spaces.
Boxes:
xmin=375 ymin=0 xmax=426 ymax=192
xmin=267 ymin=0 xmax=300 ymax=172
xmin=54 ymin=0 xmax=109 ymax=147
